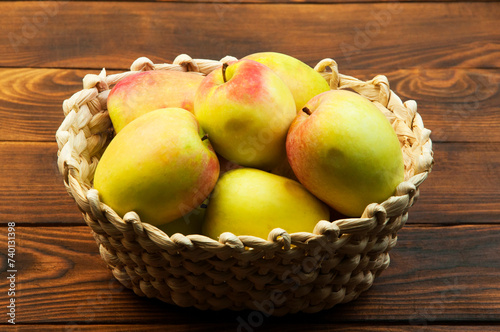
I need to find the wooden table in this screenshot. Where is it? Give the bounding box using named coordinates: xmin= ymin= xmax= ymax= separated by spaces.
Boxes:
xmin=1 ymin=0 xmax=499 ymax=331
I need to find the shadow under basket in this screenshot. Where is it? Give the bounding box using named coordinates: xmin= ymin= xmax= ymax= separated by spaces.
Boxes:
xmin=56 ymin=55 xmax=434 ymax=316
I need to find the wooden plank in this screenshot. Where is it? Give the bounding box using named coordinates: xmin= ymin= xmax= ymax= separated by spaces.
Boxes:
xmin=0 ymin=2 xmax=498 ymax=70
xmin=0 ymin=67 xmax=498 ymax=143
xmin=0 ymin=68 xmax=90 ymax=142
xmin=0 ymin=141 xmax=498 ymax=225
xmin=0 ymin=225 xmax=499 ymax=324
xmin=2 ymin=324 xmax=500 ymax=332
xmin=0 ymin=142 xmax=82 ymax=224
xmin=412 ymin=142 xmax=500 ymax=224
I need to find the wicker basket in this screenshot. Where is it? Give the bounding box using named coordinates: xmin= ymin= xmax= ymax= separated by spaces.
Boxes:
xmin=56 ymin=54 xmax=433 ymax=315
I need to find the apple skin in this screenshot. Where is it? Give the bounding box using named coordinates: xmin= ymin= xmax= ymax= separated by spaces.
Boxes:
xmin=193 ymin=59 xmax=296 ymax=170
xmin=108 ymin=70 xmax=204 ymax=133
xmin=202 ymin=168 xmax=330 ymax=240
xmin=94 ymin=108 xmax=220 ymax=226
xmin=286 ymin=90 xmax=404 ymax=217
xmin=243 ymin=52 xmax=330 ymax=112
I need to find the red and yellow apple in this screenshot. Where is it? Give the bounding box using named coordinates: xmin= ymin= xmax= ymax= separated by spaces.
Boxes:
xmin=107 ymin=70 xmax=204 ymax=132
xmin=243 ymin=52 xmax=330 ymax=112
xmin=94 ymin=108 xmax=219 ymax=226
xmin=286 ymin=90 xmax=404 ymax=217
xmin=193 ymin=59 xmax=296 ymax=170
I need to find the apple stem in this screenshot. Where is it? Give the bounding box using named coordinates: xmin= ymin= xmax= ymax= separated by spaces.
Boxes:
xmin=222 ymin=63 xmax=228 ymax=83
xmin=302 ymin=107 xmax=312 ymax=115
xmin=201 ymin=133 xmax=209 ymax=141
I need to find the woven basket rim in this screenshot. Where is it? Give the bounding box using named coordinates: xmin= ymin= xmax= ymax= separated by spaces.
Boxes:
xmin=55 ymin=54 xmax=434 ymax=253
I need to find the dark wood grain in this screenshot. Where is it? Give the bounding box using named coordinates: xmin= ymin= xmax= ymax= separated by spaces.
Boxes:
xmin=0 ymin=225 xmax=498 ymax=325
xmin=4 ymin=324 xmax=500 ymax=332
xmin=0 ymin=142 xmax=82 ymax=224
xmin=1 ymin=2 xmax=498 ymax=70
xmin=1 ymin=67 xmax=498 ymax=143
xmin=0 ymin=141 xmax=498 ymax=226
xmin=413 ymin=142 xmax=500 ymax=224
xmin=0 ymin=68 xmax=89 ymax=142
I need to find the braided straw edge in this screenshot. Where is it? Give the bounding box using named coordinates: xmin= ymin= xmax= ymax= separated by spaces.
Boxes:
xmin=56 ymin=54 xmax=434 ymax=254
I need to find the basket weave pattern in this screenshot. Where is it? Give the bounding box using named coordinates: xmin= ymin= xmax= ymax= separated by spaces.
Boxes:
xmin=56 ymin=55 xmax=433 ymax=315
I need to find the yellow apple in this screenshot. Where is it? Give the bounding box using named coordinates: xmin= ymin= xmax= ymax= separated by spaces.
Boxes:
xmin=243 ymin=52 xmax=330 ymax=112
xmin=94 ymin=108 xmax=219 ymax=226
xmin=193 ymin=59 xmax=296 ymax=170
xmin=286 ymin=90 xmax=404 ymax=217
xmin=107 ymin=70 xmax=204 ymax=132
xmin=202 ymin=168 xmax=330 ymax=240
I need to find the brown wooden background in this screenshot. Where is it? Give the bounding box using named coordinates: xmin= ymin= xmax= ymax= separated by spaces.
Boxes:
xmin=0 ymin=0 xmax=499 ymax=331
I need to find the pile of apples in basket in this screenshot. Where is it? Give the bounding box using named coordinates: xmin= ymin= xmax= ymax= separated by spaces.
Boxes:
xmin=94 ymin=52 xmax=404 ymax=239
